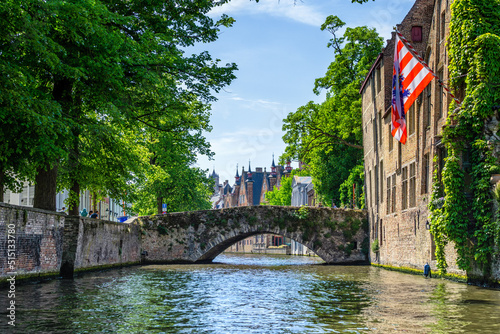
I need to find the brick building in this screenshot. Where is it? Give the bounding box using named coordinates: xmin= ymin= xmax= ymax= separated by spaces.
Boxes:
xmin=361 ymin=0 xmax=465 ymax=274
xmin=211 ymin=157 xmax=293 ymax=209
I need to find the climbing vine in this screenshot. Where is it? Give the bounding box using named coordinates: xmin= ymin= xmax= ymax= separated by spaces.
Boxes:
xmin=429 ymin=0 xmax=500 ymax=275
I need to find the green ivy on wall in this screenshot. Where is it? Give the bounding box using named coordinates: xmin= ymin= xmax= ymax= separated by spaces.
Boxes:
xmin=428 ymin=0 xmax=500 ymax=275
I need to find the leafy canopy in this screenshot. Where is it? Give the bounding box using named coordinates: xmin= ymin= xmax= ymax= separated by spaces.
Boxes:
xmin=282 ymin=16 xmax=382 ymax=204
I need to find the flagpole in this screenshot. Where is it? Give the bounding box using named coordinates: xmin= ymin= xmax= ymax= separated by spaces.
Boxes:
xmin=394 ymin=28 xmax=461 ymax=106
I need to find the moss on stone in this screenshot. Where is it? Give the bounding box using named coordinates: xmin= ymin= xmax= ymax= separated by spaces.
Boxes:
xmin=371 ymin=263 xmax=468 ymax=283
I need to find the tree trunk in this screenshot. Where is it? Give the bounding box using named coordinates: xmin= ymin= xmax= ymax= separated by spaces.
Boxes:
xmin=33 ymin=164 xmax=57 ymax=211
xmin=68 ymin=128 xmax=81 ymax=216
xmin=69 ymin=179 xmax=80 ymax=216
xmin=0 ymin=170 xmax=4 ymax=202
xmin=157 ymin=196 xmax=163 ymax=215
xmin=93 ymin=192 xmax=97 ymax=212
xmin=53 ymin=78 xmax=80 ymax=215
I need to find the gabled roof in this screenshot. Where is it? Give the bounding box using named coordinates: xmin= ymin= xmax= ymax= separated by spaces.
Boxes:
xmin=250 ymin=171 xmax=265 ymax=205
xmin=292 ymin=176 xmax=312 ymax=186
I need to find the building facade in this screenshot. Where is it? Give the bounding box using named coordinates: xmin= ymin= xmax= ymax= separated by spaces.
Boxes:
xmin=361 ymin=0 xmax=465 ymax=274
xmin=2 ymin=183 xmax=125 ymax=221
xmin=215 ymin=157 xmax=317 ymax=256
xmin=291 ymin=176 xmax=313 ymax=207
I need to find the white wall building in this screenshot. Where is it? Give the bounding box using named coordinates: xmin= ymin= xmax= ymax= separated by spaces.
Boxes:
xmin=291 ymin=176 xmax=312 ymax=207
xmin=3 ymin=183 xmax=125 ymax=221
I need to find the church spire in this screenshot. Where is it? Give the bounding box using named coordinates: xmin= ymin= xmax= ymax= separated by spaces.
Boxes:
xmin=271 ymin=154 xmax=277 ymax=177
xmin=247 ymin=160 xmax=253 ymax=180
xmin=235 ymin=164 xmax=240 ymax=185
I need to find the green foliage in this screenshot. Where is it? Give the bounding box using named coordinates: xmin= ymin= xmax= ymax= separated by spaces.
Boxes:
xmin=339 ymin=163 xmax=365 ymax=208
xmin=281 ymin=17 xmax=382 ymax=204
xmin=0 ymin=0 xmax=236 ymax=214
xmin=371 ymin=239 xmax=380 ymax=254
xmin=264 ymin=168 xmax=310 ymax=206
xmin=157 ymin=225 xmax=169 ymax=236
xmin=429 ymin=0 xmax=500 ymax=275
xmin=361 ymin=237 xmax=370 ymax=255
xmin=293 ymin=206 xmax=310 ymax=220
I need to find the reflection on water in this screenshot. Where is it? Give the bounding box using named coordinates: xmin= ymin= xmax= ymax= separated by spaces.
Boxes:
xmin=1 ymin=254 xmax=500 ymax=333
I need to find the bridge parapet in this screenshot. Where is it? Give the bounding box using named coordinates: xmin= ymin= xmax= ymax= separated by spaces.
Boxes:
xmin=136 ymin=206 xmax=368 ymax=264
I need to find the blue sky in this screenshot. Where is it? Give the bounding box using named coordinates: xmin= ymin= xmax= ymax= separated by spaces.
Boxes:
xmin=194 ymin=0 xmax=415 ymax=183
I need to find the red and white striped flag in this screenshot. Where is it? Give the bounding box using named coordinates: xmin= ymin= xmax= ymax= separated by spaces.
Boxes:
xmin=392 ymin=35 xmax=434 ymax=144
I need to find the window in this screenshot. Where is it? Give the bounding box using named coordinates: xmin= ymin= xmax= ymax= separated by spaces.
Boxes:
xmin=373 ymin=116 xmax=377 ymax=150
xmin=389 ymin=125 xmax=393 ymax=151
xmin=386 ymin=177 xmax=391 ymax=214
xmin=379 ymin=219 xmax=383 ymax=246
xmin=411 ymin=26 xmax=423 ymax=42
xmin=438 ymin=70 xmax=444 ymax=119
xmin=3 ymin=190 xmax=10 ymax=204
xmin=378 ymin=112 xmax=383 ymax=147
xmin=368 ymin=170 xmax=372 ymax=209
xmin=376 ymin=66 xmax=382 ymax=93
xmin=408 ymin=104 xmax=415 ymax=135
xmin=380 ymin=161 xmax=384 ymax=203
xmin=21 ymin=183 xmax=35 ymax=206
xmin=422 ymin=154 xmax=430 ymax=194
xmin=398 ymin=142 xmax=402 ymax=172
xmin=391 ymin=174 xmax=397 ymax=213
xmin=402 ymin=166 xmax=408 ymax=210
xmin=409 ymin=162 xmax=416 ymax=207
xmin=441 ymin=12 xmax=446 ymax=41
xmin=426 ymin=84 xmax=432 ymax=128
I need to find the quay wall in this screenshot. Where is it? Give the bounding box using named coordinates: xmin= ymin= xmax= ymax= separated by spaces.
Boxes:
xmin=0 ymin=203 xmax=141 ymax=283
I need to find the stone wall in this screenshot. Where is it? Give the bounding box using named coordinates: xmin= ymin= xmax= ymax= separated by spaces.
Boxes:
xmin=2 ymin=203 xmax=369 ymax=282
xmin=74 ymin=218 xmax=141 ymax=271
xmin=138 ymin=206 xmax=369 ymax=265
xmin=0 ymin=203 xmax=65 ymax=279
xmin=0 ymin=203 xmax=141 ymax=282
xmin=361 ymin=0 xmax=500 ymax=284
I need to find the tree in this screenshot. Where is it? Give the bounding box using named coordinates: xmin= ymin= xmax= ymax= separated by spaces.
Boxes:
xmin=1 ymin=0 xmax=236 ymax=214
xmin=265 ymin=169 xmax=311 ymax=206
xmin=0 ymin=0 xmax=71 ymax=205
xmin=282 ymin=16 xmax=382 ymax=204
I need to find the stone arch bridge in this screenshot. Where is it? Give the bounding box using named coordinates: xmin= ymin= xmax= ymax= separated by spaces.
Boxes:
xmin=138 ymin=206 xmax=368 ymax=264
xmin=0 ymin=203 xmax=369 ymax=282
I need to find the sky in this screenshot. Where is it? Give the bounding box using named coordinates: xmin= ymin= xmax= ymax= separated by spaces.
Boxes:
xmin=193 ymin=0 xmax=416 ymax=183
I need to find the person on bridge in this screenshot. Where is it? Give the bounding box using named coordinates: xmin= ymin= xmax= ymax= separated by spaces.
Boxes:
xmin=90 ymin=211 xmax=99 ymax=219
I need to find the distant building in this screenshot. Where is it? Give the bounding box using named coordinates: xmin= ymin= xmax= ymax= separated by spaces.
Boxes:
xmin=291 ymin=176 xmax=312 ymax=207
xmin=2 ymin=182 xmax=124 ymax=221
xmin=212 ymin=156 xmax=293 ymax=209
xmin=216 ymin=157 xmax=318 ymax=256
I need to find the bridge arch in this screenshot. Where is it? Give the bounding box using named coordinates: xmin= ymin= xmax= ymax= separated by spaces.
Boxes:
xmin=136 ymin=206 xmax=368 ymax=265
xmin=196 ymin=230 xmax=317 ymax=263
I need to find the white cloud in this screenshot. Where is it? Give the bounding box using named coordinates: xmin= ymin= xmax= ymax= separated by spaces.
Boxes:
xmin=210 ymin=0 xmax=326 ymax=27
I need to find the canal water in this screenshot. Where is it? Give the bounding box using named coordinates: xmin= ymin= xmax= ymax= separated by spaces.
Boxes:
xmin=2 ymin=254 xmax=500 ymax=333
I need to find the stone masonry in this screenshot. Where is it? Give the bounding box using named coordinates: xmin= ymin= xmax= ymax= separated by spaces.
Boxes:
xmin=0 ymin=203 xmax=141 ymax=282
xmin=0 ymin=203 xmax=65 ymax=279
xmin=361 ymin=0 xmax=500 ymax=283
xmin=138 ymin=206 xmax=369 ymax=264
xmin=1 ymin=203 xmax=368 ymax=282
xmin=361 ymin=0 xmax=465 ymax=275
